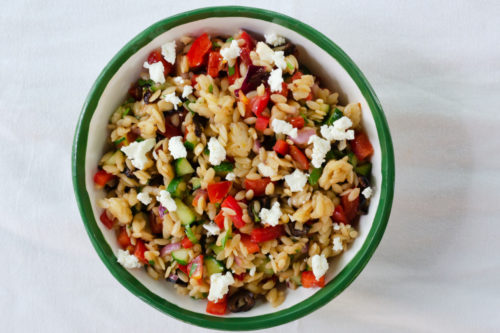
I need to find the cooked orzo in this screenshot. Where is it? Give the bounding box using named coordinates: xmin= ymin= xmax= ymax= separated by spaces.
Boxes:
xmin=94 ymin=30 xmax=375 ymax=315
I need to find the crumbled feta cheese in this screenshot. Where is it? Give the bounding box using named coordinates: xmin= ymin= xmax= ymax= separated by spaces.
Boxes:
xmin=156 ymin=190 xmax=177 ymax=212
xmin=264 ymin=33 xmax=286 ymax=46
xmin=173 ymin=76 xmax=184 ymax=85
xmin=163 ymin=92 xmax=182 ymax=110
xmin=137 ymin=192 xmax=152 ymax=205
xmin=362 ymin=187 xmax=373 ymax=199
xmin=182 ymin=85 xmax=193 ymax=98
xmin=320 ymin=116 xmax=355 ymax=141
xmin=256 ymin=41 xmax=275 ymax=63
xmin=120 ymin=138 xmax=155 ymax=170
xmin=220 ymin=40 xmax=241 ymax=62
xmin=207 ymin=137 xmax=226 ymax=166
xmin=271 ymin=118 xmax=298 ymax=138
xmin=168 ymin=136 xmax=187 ymax=160
xmin=161 ymin=41 xmax=176 ymax=65
xmin=257 ymin=163 xmax=275 ymax=177
xmin=249 ymin=266 xmax=256 ymax=277
xmin=308 ymin=135 xmax=331 ymax=168
xmin=208 ymin=272 xmax=235 ymax=302
xmin=143 ymin=61 xmax=165 ymax=84
xmin=311 ymin=254 xmax=329 ymax=279
xmin=338 ymin=139 xmax=347 ymax=151
xmin=225 ymin=172 xmax=236 ymax=181
xmin=259 ymin=201 xmax=282 ymax=226
xmin=272 ymin=51 xmax=287 ymax=70
xmin=333 ymin=222 xmax=340 ymax=231
xmin=284 ymin=169 xmax=309 ymax=192
xmin=268 ymin=68 xmax=283 ymax=92
xmin=332 ymin=236 xmax=343 ymax=252
xmin=117 ymin=249 xmax=142 ymax=269
xmin=203 ymin=222 xmax=221 ymax=236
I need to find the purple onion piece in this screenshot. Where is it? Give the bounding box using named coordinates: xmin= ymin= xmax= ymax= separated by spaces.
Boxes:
xmin=167 ymin=274 xmax=179 ymax=283
xmin=158 ymin=205 xmax=166 ymax=218
xmin=252 ymin=140 xmax=262 ymax=154
xmin=301 ymin=243 xmax=309 ymax=254
xmin=290 ymin=128 xmax=316 ymax=146
xmin=160 ymin=242 xmax=181 ymax=257
xmin=236 ymin=65 xmax=269 ymax=96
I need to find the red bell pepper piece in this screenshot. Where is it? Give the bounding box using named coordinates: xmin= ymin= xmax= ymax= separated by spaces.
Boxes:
xmin=160 ymin=118 xmax=183 ymax=138
xmin=289 ymin=116 xmax=305 ymax=129
xmin=341 ymin=194 xmax=360 ymax=223
xmin=250 ymin=225 xmax=284 ymax=243
xmin=227 ymin=60 xmax=240 ymax=85
xmin=221 ymin=195 xmax=245 ymax=229
xmin=255 ymin=116 xmax=270 ymax=132
xmin=94 ymin=170 xmax=114 ymax=188
xmin=291 ymin=71 xmax=303 ymax=81
xmin=207 ymin=51 xmax=223 ymax=78
xmin=273 ymin=139 xmax=289 ymax=156
xmin=234 ymin=272 xmax=246 ymax=281
xmin=332 ymin=205 xmax=348 ymax=224
xmin=207 ymin=181 xmax=232 ymax=203
xmin=134 ymin=239 xmax=147 ymax=264
xmin=351 ymin=131 xmax=374 ymax=161
xmin=187 ymin=255 xmax=203 ymax=280
xmin=177 ymin=264 xmax=189 ymax=275
xmin=99 ymin=210 xmax=114 ymax=229
xmin=186 ymin=33 xmax=212 ymax=68
xmin=237 ymin=30 xmax=254 ymax=66
xmin=301 ymin=271 xmax=325 ymax=288
xmin=181 ymin=236 xmax=194 ymax=249
xmin=243 ymin=178 xmax=271 ymax=197
xmin=278 ymin=82 xmax=288 ymax=97
xmin=117 ymin=227 xmax=131 ymax=249
xmin=214 ymin=210 xmax=225 ymax=229
xmin=240 ymin=234 xmax=260 ymax=254
xmin=147 ymin=49 xmax=173 ymax=77
xmin=289 ymin=146 xmax=310 ymax=170
xmin=206 ymin=295 xmax=227 ymax=315
xmin=249 ymin=89 xmax=270 ymax=117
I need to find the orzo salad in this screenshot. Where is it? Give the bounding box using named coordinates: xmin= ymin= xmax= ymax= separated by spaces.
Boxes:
xmin=94 ymin=30 xmax=375 ymax=315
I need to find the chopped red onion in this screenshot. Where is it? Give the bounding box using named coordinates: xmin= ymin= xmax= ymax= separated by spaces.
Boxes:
xmin=290 ymin=128 xmax=316 ymax=146
xmin=252 ymin=140 xmax=262 ymax=154
xmin=160 ymin=242 xmax=181 ymax=257
xmin=158 ymin=205 xmax=166 ymax=218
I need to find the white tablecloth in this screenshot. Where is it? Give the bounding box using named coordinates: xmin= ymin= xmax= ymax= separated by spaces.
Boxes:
xmin=1 ymin=1 xmax=499 ymax=332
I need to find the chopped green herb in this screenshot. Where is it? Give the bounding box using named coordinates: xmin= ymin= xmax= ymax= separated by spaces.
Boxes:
xmin=135 ymin=137 xmax=145 ymax=142
xmin=212 ymin=41 xmax=220 ymax=49
xmin=138 ymin=79 xmax=154 ymax=87
xmin=189 ymin=263 xmax=198 ymax=277
xmin=286 ymin=62 xmax=294 ymax=71
xmin=308 ymin=168 xmax=322 ymax=185
xmin=252 ymin=206 xmax=260 ymax=222
xmin=122 ymin=107 xmax=131 ymax=118
xmin=113 ymin=137 xmax=126 ymax=145
xmin=125 ymin=97 xmax=135 ymax=103
xmin=347 ymin=152 xmax=358 ymax=167
xmin=326 ymin=108 xmax=343 ymax=125
xmin=228 ymin=65 xmax=235 ymax=76
xmin=208 ymin=84 xmax=213 ymax=93
xmin=184 ymin=141 xmax=195 ymax=150
xmin=325 ymin=148 xmax=346 ymax=161
xmin=213 ymin=162 xmax=234 ymax=173
xmin=183 ymin=100 xmax=195 ymax=115
xmin=226 ymin=37 xmax=234 ymax=42
xmin=149 ymin=260 xmax=155 ymax=266
xmin=204 ymin=147 xmax=210 ymax=155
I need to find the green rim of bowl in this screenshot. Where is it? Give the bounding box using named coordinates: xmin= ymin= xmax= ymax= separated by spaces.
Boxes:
xmin=72 ymin=6 xmax=395 ymax=331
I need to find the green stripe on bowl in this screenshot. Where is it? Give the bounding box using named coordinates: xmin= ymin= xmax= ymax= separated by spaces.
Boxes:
xmin=72 ymin=6 xmax=395 ymax=331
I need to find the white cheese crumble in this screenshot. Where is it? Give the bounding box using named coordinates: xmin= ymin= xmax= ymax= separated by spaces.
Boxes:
xmin=332 ymin=236 xmax=343 ymax=252
xmin=207 ymin=137 xmax=226 ymax=166
xmin=272 ymin=51 xmax=287 ymax=70
xmin=311 ymin=254 xmax=329 ymax=279
xmin=320 ymin=116 xmax=355 ymax=141
xmin=161 ymin=41 xmax=176 ymax=65
xmin=268 ymin=68 xmax=284 ymax=92
xmin=163 ymin=92 xmax=182 ymax=110
xmin=256 ymin=41 xmax=275 ymax=63
xmin=249 ymin=266 xmax=256 ymax=277
xmin=220 ymin=40 xmax=241 ymax=62
xmin=308 ymin=135 xmax=331 ymax=168
xmin=156 ymin=190 xmax=177 ymax=212
xmin=271 ymin=119 xmax=298 ymax=138
xmin=182 ymin=85 xmax=193 ymax=98
xmin=120 ymin=138 xmax=155 ymax=170
xmin=208 ymin=272 xmax=235 ymax=302
xmin=333 ymin=222 xmax=341 ymax=231
xmin=117 ymin=249 xmax=142 ymax=269
xmin=264 ymin=33 xmax=286 ymax=47
xmin=259 ymin=201 xmax=282 ymax=227
xmin=143 ymin=61 xmax=165 ymax=84
xmin=257 ymin=163 xmax=275 ymax=177
xmin=168 ymin=136 xmax=187 ymax=160
xmin=173 ymin=76 xmax=184 ymax=85
xmin=284 ymin=169 xmax=309 ymax=192
xmin=203 ymin=222 xmax=221 ymax=236
xmin=362 ymin=187 xmax=373 ymax=199
xmin=225 ymin=172 xmax=236 ymax=181
xmin=137 ymin=192 xmax=152 ymax=205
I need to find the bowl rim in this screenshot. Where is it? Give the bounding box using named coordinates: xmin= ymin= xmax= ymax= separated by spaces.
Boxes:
xmin=72 ymin=5 xmax=395 ymax=330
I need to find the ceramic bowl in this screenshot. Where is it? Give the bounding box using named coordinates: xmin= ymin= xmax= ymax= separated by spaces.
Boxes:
xmin=72 ymin=6 xmax=395 ymax=330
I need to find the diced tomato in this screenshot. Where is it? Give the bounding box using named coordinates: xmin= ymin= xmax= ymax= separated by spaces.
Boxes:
xmin=221 ymin=195 xmax=245 ymax=229
xmin=227 ymin=60 xmax=240 ymax=85
xmin=94 ymin=170 xmax=114 ymax=188
xmin=251 ymin=225 xmax=285 ymax=243
xmin=99 ymin=210 xmax=114 ymax=229
xmin=291 ymin=71 xmax=303 ymax=81
xmin=207 ymin=181 xmax=232 ymax=203
xmin=186 ymin=33 xmax=212 ymax=68
xmin=181 ymin=236 xmax=194 ymax=249
xmin=192 ymin=189 xmax=208 ymax=208
xmin=177 ymin=264 xmax=189 ymax=275
xmin=238 ymin=30 xmax=255 ymax=50
xmin=241 ymin=234 xmax=260 ymax=254
xmin=273 ymin=139 xmax=289 ymax=156
xmin=207 ymin=51 xmax=223 ymax=78
xmin=187 ymin=255 xmax=203 ymax=280
xmin=301 ymin=271 xmax=325 ymax=288
xmin=341 ymin=194 xmax=360 ymax=223
xmin=278 ymin=82 xmax=289 ymax=97
xmin=214 ymin=210 xmax=225 ymax=229
xmin=134 ymin=239 xmax=147 ymax=264
xmin=239 ymin=47 xmax=252 ymax=66
xmin=249 ymin=89 xmax=270 ymax=117
xmin=147 ymin=49 xmax=173 ymax=77
xmin=160 ymin=118 xmax=183 ymax=138
xmin=305 ymin=92 xmax=313 ymax=101
xmin=244 ymin=178 xmax=271 ymax=197
xmin=191 ymin=74 xmax=199 ymax=86
xmin=289 ymin=116 xmax=305 ymax=129
xmin=206 ymin=295 xmax=227 ymax=315
xmin=237 ymin=30 xmax=254 ymax=66
xmin=255 ymin=116 xmax=270 ymax=132
xmin=117 ymin=227 xmax=131 ymax=249
xmin=289 ymin=146 xmax=310 ymax=170
xmin=234 ymin=272 xmax=246 ymax=281
xmin=351 ymin=131 xmax=374 ymax=161
xmin=332 ymin=205 xmax=348 ymax=224
xmin=149 ymin=211 xmax=163 ymax=234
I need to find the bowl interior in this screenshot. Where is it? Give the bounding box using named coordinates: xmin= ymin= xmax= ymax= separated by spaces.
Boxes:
xmin=74 ymin=8 xmax=393 ymax=330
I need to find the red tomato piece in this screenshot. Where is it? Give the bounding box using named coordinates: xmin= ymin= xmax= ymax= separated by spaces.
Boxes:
xmin=332 ymin=205 xmax=348 ymax=224
xmin=237 ymin=30 xmax=254 ymax=66
xmin=117 ymin=227 xmax=131 ymax=249
xmin=301 ymin=271 xmax=325 ymax=288
xmin=207 ymin=51 xmax=223 ymax=78
xmin=206 ymin=295 xmax=227 ymax=315
xmin=99 ymin=210 xmax=114 ymax=229
xmin=188 ymin=255 xmax=203 ymax=280
xmin=181 ymin=236 xmax=194 ymax=249
xmin=227 ymin=60 xmax=241 ymax=85
xmin=134 ymin=240 xmax=147 ymax=264
xmin=186 ymin=33 xmax=212 ymax=68
xmin=289 ymin=116 xmax=305 ymax=129
xmin=207 ymin=181 xmax=232 ymax=203
xmin=250 ymin=225 xmax=285 ymax=243
xmin=221 ymin=195 xmax=245 ymax=229
xmin=255 ymin=116 xmax=270 ymax=132
xmin=234 ymin=273 xmax=246 ymax=281
xmin=238 ymin=30 xmax=255 ymax=50
xmin=351 ymin=131 xmax=374 ymax=161
xmin=147 ymin=49 xmax=172 ymax=77
xmin=305 ymin=92 xmax=313 ymax=101
xmin=341 ymin=194 xmax=360 ymax=223
xmin=289 ymin=146 xmax=310 ymax=170
xmin=249 ymin=90 xmax=270 ymax=117
xmin=291 ymin=71 xmax=303 ymax=81
xmin=160 ymin=118 xmax=183 ymax=138
xmin=176 ymin=264 xmax=188 ymax=275
xmin=239 ymin=47 xmax=252 ymax=66
xmin=278 ymin=82 xmax=289 ymax=97
xmin=243 ymin=178 xmax=271 ymax=197
xmin=94 ymin=170 xmax=114 ymax=188
xmin=273 ymin=139 xmax=289 ymax=156
xmin=241 ymin=234 xmax=260 ymax=254
xmin=214 ymin=210 xmax=225 ymax=229
xmin=192 ymin=189 xmax=208 ymax=208
xmin=191 ymin=74 xmax=199 ymax=86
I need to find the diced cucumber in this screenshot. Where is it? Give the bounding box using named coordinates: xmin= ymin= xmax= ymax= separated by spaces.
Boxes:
xmin=172 ymin=249 xmax=190 ymax=265
xmin=191 ymin=177 xmax=201 ymax=190
xmin=167 ymin=178 xmax=187 ymax=198
xmin=319 ymin=103 xmax=330 ymax=114
xmin=256 ymin=258 xmax=274 ymax=275
xmin=104 ymin=150 xmax=123 ymax=166
xmin=325 ymin=148 xmax=345 ymax=161
xmin=308 ymin=168 xmax=322 ymax=186
xmin=213 ymin=162 xmax=234 ymax=173
xmin=221 ymin=229 xmax=232 ymax=248
xmin=355 ymin=163 xmax=372 ymax=176
xmin=184 ymin=141 xmax=195 ymax=150
xmin=184 ymin=225 xmax=198 ymax=244
xmin=325 ymin=107 xmax=343 ymax=125
xmin=209 ymin=243 xmax=224 ymax=255
xmin=347 ymin=152 xmax=358 ymax=167
xmin=228 ymin=65 xmax=235 ymax=76
xmin=174 ymin=199 xmax=196 ymax=225
xmin=204 ymin=256 xmax=224 ymax=276
xmin=175 ymin=158 xmax=195 ymax=176
xmin=290 ymin=275 xmax=302 ymax=286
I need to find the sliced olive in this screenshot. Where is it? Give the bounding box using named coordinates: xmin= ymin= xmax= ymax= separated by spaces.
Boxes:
xmin=358 ymin=175 xmax=370 ymax=189
xmin=286 ymin=221 xmax=310 ymax=237
xmin=272 ymin=42 xmax=296 ymax=56
xmin=228 ymin=290 xmax=255 ymax=313
xmin=167 ymin=274 xmax=188 ymax=287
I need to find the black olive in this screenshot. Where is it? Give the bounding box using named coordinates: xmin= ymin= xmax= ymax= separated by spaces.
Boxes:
xmin=123 ymin=166 xmax=134 ymax=178
xmin=193 ymin=114 xmax=207 ymax=137
xmin=272 ymin=42 xmax=296 ymax=56
xmin=167 ymin=274 xmax=188 ymax=287
xmin=149 ymin=174 xmax=164 ymax=186
xmin=143 ymin=90 xmax=152 ymax=104
xmin=358 ymin=176 xmax=370 ymax=189
xmin=259 ymin=197 xmax=271 ymax=209
xmin=247 ymin=200 xmax=261 ymax=222
xmin=286 ymin=221 xmax=310 ymax=237
xmin=359 ymin=195 xmax=369 ymax=215
xmin=228 ymin=290 xmax=256 ymax=313
xmin=261 ymin=135 xmax=276 ymax=151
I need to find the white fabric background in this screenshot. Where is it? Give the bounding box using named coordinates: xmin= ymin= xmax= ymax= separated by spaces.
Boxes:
xmin=1 ymin=1 xmax=499 ymax=332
